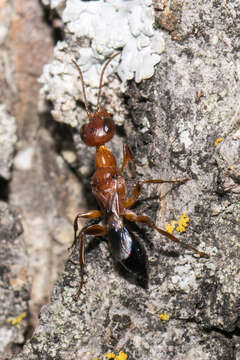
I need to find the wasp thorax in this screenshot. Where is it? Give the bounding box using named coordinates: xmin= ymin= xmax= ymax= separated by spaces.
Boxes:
xmin=80 ymin=109 xmax=115 ymax=147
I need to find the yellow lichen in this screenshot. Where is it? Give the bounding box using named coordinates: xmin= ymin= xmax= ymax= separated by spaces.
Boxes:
xmin=214 ymin=137 xmax=224 ymax=146
xmin=7 ymin=312 xmax=27 ymax=328
xmin=165 ymin=213 xmax=190 ymax=234
xmin=104 ymin=351 xmax=128 ymax=360
xmin=116 ymin=351 xmax=128 ymax=360
xmin=105 ymin=353 xmax=116 ymax=359
xmin=165 ymin=220 xmax=177 ymax=234
xmin=159 ymin=312 xmax=170 ymax=322
xmin=175 ymin=212 xmax=190 ymax=232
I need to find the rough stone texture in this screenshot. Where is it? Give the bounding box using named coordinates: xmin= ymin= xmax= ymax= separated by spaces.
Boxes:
xmin=8 ymin=0 xmax=85 ymax=337
xmin=10 ymin=129 xmax=85 ymax=330
xmin=0 ymin=105 xmax=17 ymax=180
xmin=5 ymin=0 xmax=240 ymax=360
xmin=0 ymin=0 xmax=84 ymax=358
xmin=0 ymin=201 xmax=30 ymax=359
xmin=0 ymin=0 xmax=18 ymax=182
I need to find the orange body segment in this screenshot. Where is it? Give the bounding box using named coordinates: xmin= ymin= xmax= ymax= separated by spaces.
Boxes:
xmin=94 ymin=145 xmax=117 ymax=168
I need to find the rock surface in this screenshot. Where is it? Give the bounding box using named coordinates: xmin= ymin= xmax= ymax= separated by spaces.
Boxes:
xmin=0 ymin=105 xmax=17 ymax=180
xmin=1 ymin=0 xmax=240 ymax=359
xmin=0 ymin=202 xmax=30 ymax=359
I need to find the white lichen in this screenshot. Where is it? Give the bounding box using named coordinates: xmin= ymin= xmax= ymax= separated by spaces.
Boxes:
xmin=14 ymin=147 xmax=35 ymax=171
xmin=0 ymin=105 xmax=17 ymax=179
xmin=40 ymin=0 xmax=165 ymax=128
xmin=62 ymin=0 xmax=164 ymax=85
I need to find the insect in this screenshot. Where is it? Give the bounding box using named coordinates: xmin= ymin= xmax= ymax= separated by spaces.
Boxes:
xmin=71 ymin=52 xmax=208 ymax=298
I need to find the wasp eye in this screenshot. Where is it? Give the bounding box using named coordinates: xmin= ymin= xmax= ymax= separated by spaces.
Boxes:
xmin=80 ymin=124 xmax=87 ymax=142
xmin=103 ymin=118 xmax=113 ymax=134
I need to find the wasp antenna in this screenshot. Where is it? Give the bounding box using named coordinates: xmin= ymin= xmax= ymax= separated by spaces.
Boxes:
xmin=72 ymin=59 xmax=91 ymax=119
xmin=96 ymin=52 xmax=121 ymax=112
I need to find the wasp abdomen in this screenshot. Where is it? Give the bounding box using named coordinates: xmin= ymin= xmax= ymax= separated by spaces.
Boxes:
xmin=108 ymin=226 xmax=132 ymax=261
xmin=108 ymin=226 xmax=148 ymax=288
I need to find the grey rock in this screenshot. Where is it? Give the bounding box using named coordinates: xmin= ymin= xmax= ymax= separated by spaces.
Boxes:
xmin=0 ymin=105 xmax=17 ymax=180
xmin=14 ymin=0 xmax=240 ymax=359
xmin=0 ymin=201 xmax=30 ymax=359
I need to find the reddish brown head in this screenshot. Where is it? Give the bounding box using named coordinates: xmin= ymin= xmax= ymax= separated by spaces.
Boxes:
xmin=80 ymin=109 xmax=115 ymax=147
xmin=72 ymin=52 xmax=120 ymax=147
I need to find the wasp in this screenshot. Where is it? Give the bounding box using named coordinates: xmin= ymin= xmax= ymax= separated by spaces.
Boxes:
xmin=71 ymin=52 xmax=208 ymax=298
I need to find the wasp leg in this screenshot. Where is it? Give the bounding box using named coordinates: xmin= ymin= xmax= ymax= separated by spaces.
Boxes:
xmin=74 ymin=224 xmax=107 ymax=299
xmin=70 ymin=210 xmax=102 ymax=250
xmin=121 ymin=144 xmax=135 ymax=178
xmin=125 ymin=178 xmax=188 ymax=208
xmin=124 ymin=209 xmax=208 ymax=258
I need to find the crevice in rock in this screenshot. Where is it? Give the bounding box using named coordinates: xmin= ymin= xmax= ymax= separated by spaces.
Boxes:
xmin=0 ymin=178 xmax=9 ymax=202
xmin=40 ymin=1 xmax=64 ymax=44
xmin=204 ymin=325 xmax=240 ymax=340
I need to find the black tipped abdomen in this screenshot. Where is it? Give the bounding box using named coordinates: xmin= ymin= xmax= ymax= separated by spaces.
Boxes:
xmin=108 ymin=226 xmax=148 ymax=288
